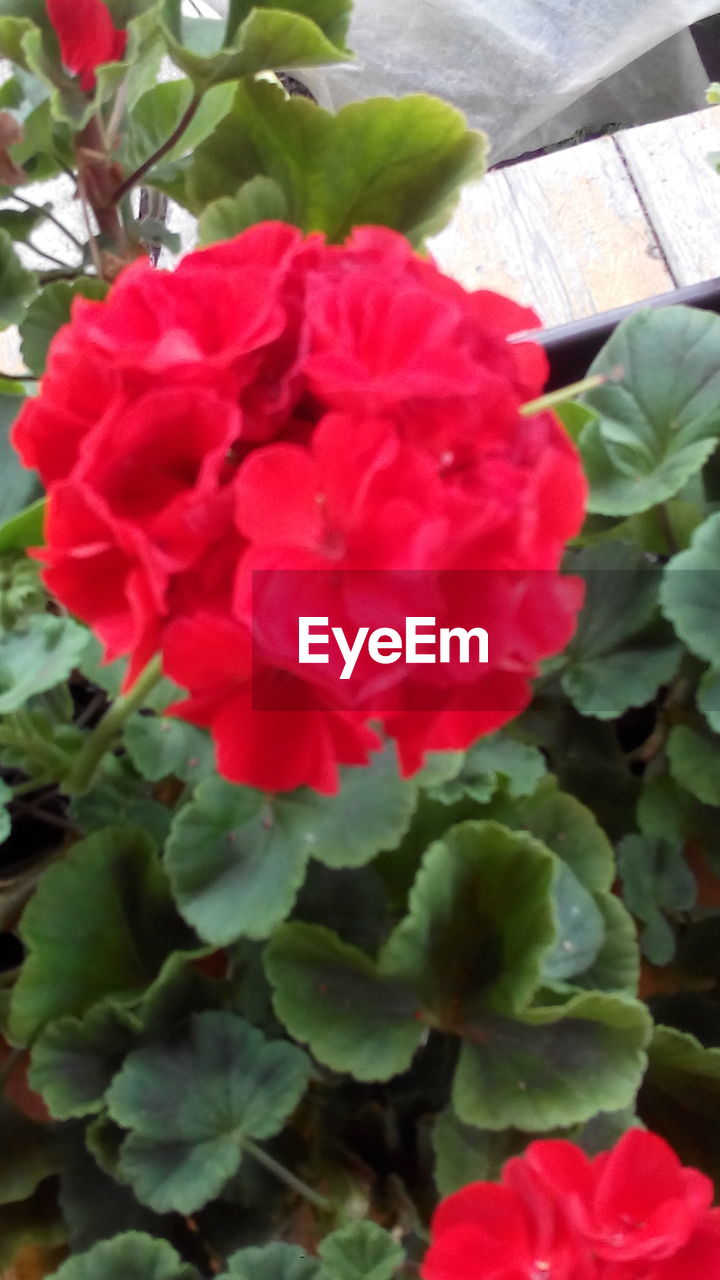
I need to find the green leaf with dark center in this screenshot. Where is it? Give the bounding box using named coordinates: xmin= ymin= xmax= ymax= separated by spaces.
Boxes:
xmin=8 ymin=827 xmax=195 ymax=1044
xmin=187 ymin=78 xmax=486 ymax=245
xmin=379 ymin=821 xmax=556 ymax=1023
xmin=106 ymin=1010 xmax=311 ymax=1214
xmin=579 ymin=307 xmax=720 ymax=514
xmin=264 ymin=923 xmax=423 ymax=1081
xmin=453 ymin=991 xmax=651 ymax=1131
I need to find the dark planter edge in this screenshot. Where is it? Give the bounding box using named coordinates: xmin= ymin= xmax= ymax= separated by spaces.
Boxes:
xmin=529 ymin=276 xmax=720 ymax=390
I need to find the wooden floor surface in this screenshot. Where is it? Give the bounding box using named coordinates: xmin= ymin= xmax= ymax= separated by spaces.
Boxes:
xmin=429 ymin=104 xmax=720 ymax=329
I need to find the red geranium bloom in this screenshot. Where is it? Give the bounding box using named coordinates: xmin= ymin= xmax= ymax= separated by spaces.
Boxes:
xmin=47 ymin=0 xmax=127 ymax=92
xmin=12 ymin=222 xmax=587 ymax=793
xmin=423 ymin=1161 xmax=596 ymax=1280
xmin=525 ymin=1130 xmax=713 ymax=1264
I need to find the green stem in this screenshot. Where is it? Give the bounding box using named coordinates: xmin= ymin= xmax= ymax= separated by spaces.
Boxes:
xmin=112 ymin=93 xmax=202 ymax=203
xmin=8 ymin=193 xmax=85 ymax=251
xmin=242 ymin=1137 xmax=331 ymax=1211
xmin=64 ymin=655 xmax=163 ymax=795
xmin=520 ymin=372 xmax=611 ymax=417
xmin=656 ymin=502 xmax=679 ymax=556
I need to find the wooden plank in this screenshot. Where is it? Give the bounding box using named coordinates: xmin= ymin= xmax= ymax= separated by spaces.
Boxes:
xmin=429 ymin=134 xmax=673 ymax=329
xmin=615 ymin=104 xmax=720 ymax=288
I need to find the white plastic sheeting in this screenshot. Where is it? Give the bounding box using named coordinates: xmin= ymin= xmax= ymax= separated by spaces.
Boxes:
xmin=205 ymin=0 xmax=720 ymax=160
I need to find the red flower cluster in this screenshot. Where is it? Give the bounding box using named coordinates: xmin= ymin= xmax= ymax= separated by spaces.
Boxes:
xmin=13 ymin=223 xmax=586 ymax=792
xmin=47 ymin=0 xmax=127 ymax=92
xmin=422 ymin=1129 xmax=720 ymax=1280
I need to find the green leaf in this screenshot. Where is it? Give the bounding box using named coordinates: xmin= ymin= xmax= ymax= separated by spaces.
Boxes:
xmin=431 ymin=1109 xmax=527 ymax=1197
xmin=49 ymin=1230 xmax=201 ymax=1280
xmin=264 ymin=923 xmax=423 ymax=1081
xmin=222 ymin=0 xmax=352 ymax=46
xmin=123 ymin=713 xmax=215 ymax=784
xmin=164 ymin=9 xmax=349 ymax=92
xmin=106 ymin=1011 xmax=311 ymax=1213
xmin=198 ymin=177 xmax=289 ymax=243
xmin=0 ymin=1100 xmax=62 ymax=1204
xmin=617 ymin=833 xmax=696 ymax=965
xmin=0 ymin=1179 xmax=66 ymax=1272
xmin=317 ymin=1221 xmax=404 ymax=1280
xmin=188 ymin=79 xmax=486 ymax=244
xmin=542 ymin=862 xmax=605 ymax=982
xmin=559 ymin=542 xmax=681 ymax=719
xmin=570 ymin=892 xmax=640 ymax=995
xmin=0 ymin=379 xmax=40 ymax=524
xmin=20 ymin=277 xmax=108 ymax=375
xmin=380 ymin=821 xmax=557 ymax=1022
xmin=221 ymin=1243 xmax=320 ymax=1280
xmin=426 ymin=732 xmax=546 ymax=805
xmin=165 ymin=750 xmax=415 ymax=945
xmin=667 ymin=726 xmax=720 ymax=807
xmin=453 ymin=991 xmax=651 ymax=1131
xmin=481 ymin=777 xmax=615 ymax=894
xmin=660 ymin=511 xmax=720 ymax=667
xmin=641 ymin=1026 xmax=720 ymax=1186
xmin=8 ymin=827 xmax=195 ymax=1044
xmin=0 ymin=613 xmax=88 ymax=714
xmin=0 ymin=496 xmax=45 ymax=554
xmin=58 ymin=1140 xmax=190 ymax=1257
xmin=698 ymin=667 xmax=720 ymax=734
xmin=579 ymin=307 xmax=720 ymax=515
xmin=123 ymin=77 xmax=235 ymax=168
xmin=28 ymin=1002 xmax=140 ymax=1119
xmin=0 ymin=775 xmax=10 ymax=842
xmin=0 ymin=227 xmax=36 ymax=326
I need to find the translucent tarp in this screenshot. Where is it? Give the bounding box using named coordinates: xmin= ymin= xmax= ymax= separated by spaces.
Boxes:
xmin=205 ymin=0 xmax=720 ymax=161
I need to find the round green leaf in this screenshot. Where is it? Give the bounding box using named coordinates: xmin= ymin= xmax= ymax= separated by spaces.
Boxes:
xmin=106 ymin=1011 xmax=311 ymax=1214
xmin=50 ymin=1231 xmax=201 ymax=1280
xmin=165 ymin=750 xmax=415 ymax=945
xmin=265 ymin=923 xmax=423 ymax=1082
xmin=0 ymin=613 xmax=88 ymax=714
xmin=580 ymin=307 xmax=720 ymax=515
xmin=542 ymin=863 xmax=605 ymax=982
xmin=123 ymin=714 xmax=215 ymax=784
xmin=8 ymin=827 xmax=195 ymax=1045
xmin=660 ymin=512 xmax=720 ymax=666
xmin=222 ymin=1243 xmax=320 ymax=1280
xmin=380 ymin=821 xmax=557 ymax=1022
xmin=667 ymin=726 xmax=720 ymax=808
xmin=453 ymin=991 xmax=651 ymax=1131
xmin=317 ymin=1222 xmax=404 ymax=1280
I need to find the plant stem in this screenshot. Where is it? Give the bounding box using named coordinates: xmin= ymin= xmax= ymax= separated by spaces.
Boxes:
xmin=112 ymin=93 xmax=202 ymax=203
xmin=519 ymin=370 xmax=620 ymax=417
xmin=242 ymin=1137 xmax=331 ymax=1211
xmin=64 ymin=655 xmax=163 ymax=795
xmin=8 ymin=193 xmax=85 ymax=251
xmin=656 ymin=502 xmax=679 ymax=556
xmin=26 ymin=238 xmax=75 ymax=270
